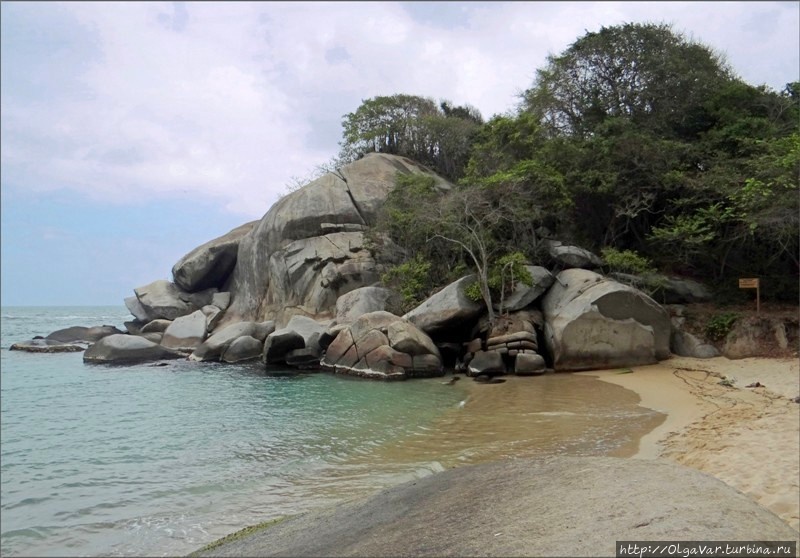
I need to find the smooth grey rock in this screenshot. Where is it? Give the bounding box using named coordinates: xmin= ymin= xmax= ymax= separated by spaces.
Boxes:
xmin=83 ymin=334 xmax=184 ymax=364
xmin=497 ymin=265 xmax=554 ymax=312
xmin=133 ymin=280 xmax=195 ymax=321
xmin=610 ymin=273 xmax=712 ymax=304
xmin=542 ymin=269 xmax=670 ymax=371
xmin=403 ymin=275 xmax=485 ymax=334
xmin=221 ymin=336 xmax=263 ymax=363
xmin=124 ymin=320 xmax=147 ymax=335
xmin=45 ymin=325 xmax=124 ymax=343
xmin=140 ymin=332 xmax=164 ymax=344
xmin=193 ymin=457 xmax=800 ymax=558
xmin=161 ymin=310 xmax=208 ymax=352
xmin=262 ymin=329 xmax=305 ymax=364
xmin=467 ymin=350 xmax=506 ymax=377
xmin=172 ymin=221 xmax=257 ymax=292
xmin=387 ymin=320 xmax=441 ymax=358
xmin=544 ymin=239 xmax=603 ymax=269
xmin=125 ymin=296 xmax=150 ymax=322
xmin=285 ymin=315 xmax=329 ymax=348
xmin=190 ymin=321 xmax=273 ymax=362
xmin=335 ymin=287 xmax=398 ymax=325
xmin=140 ymin=319 xmax=173 ymax=334
xmin=514 ymin=353 xmax=547 ymax=375
xmin=670 ymin=318 xmax=719 ymax=359
xmin=201 ymin=305 xmax=223 ymax=333
xmin=211 ymin=292 xmax=231 ymax=311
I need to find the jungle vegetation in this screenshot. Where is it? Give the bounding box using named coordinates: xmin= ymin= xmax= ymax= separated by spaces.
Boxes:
xmin=335 ymin=23 xmax=799 ymax=307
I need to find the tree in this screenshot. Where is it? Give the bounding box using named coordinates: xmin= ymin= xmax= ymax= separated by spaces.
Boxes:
xmin=338 ymin=94 xmax=484 ymax=180
xmin=521 ymin=23 xmax=733 ymax=138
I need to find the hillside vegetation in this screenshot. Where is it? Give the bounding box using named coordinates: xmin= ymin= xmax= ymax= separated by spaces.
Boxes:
xmin=321 ymin=23 xmax=799 ymax=307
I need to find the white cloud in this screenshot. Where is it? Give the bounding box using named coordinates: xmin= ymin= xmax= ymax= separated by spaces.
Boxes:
xmin=2 ymin=1 xmax=796 ymax=220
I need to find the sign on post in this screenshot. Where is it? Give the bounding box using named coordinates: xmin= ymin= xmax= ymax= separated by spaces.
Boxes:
xmin=738 ymin=278 xmax=760 ymax=313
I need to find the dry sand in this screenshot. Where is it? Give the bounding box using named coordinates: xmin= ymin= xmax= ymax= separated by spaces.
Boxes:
xmin=584 ymin=356 xmax=800 ymax=532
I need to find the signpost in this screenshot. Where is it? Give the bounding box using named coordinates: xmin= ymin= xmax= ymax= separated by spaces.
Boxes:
xmin=738 ymin=278 xmax=760 ymax=314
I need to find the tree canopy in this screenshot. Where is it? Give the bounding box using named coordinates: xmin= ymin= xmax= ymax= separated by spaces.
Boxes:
xmin=335 ymin=23 xmax=798 ymax=306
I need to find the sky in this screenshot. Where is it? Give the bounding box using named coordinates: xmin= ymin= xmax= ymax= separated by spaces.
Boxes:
xmin=1 ymin=1 xmax=798 ymax=306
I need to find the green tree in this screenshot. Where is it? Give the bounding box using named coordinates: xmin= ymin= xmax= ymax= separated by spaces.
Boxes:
xmin=521 ymin=22 xmax=733 ymax=138
xmin=339 ymin=94 xmax=483 ymax=180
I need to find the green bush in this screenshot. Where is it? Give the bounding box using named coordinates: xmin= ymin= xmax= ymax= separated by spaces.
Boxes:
xmin=381 ymin=254 xmax=433 ymax=313
xmin=705 ymin=312 xmax=739 ymax=341
xmin=601 ymin=247 xmax=655 ymax=275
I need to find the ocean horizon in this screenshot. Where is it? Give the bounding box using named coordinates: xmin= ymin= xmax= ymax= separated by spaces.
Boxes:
xmin=1 ymin=305 xmax=662 ymax=557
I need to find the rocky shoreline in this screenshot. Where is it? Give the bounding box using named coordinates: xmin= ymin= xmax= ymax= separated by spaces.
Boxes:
xmin=17 ymin=153 xmax=782 ymax=382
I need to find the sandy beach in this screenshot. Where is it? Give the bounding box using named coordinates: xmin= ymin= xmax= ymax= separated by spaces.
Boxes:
xmin=585 ymin=356 xmax=800 ymax=532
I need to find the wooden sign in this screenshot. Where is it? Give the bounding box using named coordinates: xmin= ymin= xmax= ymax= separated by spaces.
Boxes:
xmin=738 ymin=277 xmax=760 ymax=313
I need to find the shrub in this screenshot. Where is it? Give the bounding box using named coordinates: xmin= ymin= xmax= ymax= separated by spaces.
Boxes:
xmin=601 ymin=247 xmax=655 ymax=275
xmin=705 ymin=312 xmax=739 ymax=341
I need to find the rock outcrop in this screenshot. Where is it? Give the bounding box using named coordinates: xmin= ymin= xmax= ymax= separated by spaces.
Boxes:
xmin=321 ymin=311 xmax=443 ymax=380
xmin=126 ymin=279 xmax=217 ymax=322
xmin=335 ymin=286 xmax=399 ymax=325
xmin=542 ymin=269 xmax=670 ymax=371
xmin=83 ymin=334 xmax=185 ymax=364
xmin=190 ymin=321 xmax=275 ymax=362
xmin=403 ymin=275 xmax=485 ymax=336
xmin=45 ymin=325 xmax=124 ymax=343
xmin=543 ymin=239 xmax=603 ymax=269
xmin=222 ymin=154 xmax=452 ymax=326
xmin=172 ymin=221 xmax=257 ymax=292
xmin=10 ymin=339 xmax=86 ymax=353
xmin=497 ymin=266 xmax=554 ymax=313
xmin=161 ymin=310 xmax=208 ymax=352
xmin=193 ymin=457 xmax=800 ymax=558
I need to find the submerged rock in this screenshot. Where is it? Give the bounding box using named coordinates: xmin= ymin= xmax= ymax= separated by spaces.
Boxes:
xmin=10 ymin=339 xmax=86 ymax=353
xmin=83 ymin=334 xmax=185 ymax=364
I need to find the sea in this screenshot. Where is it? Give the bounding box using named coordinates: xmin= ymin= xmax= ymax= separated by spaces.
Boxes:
xmin=1 ymin=306 xmax=665 ymax=557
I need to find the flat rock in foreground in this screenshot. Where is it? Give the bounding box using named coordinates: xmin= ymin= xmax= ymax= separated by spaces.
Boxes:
xmin=196 ymin=456 xmax=798 ymax=557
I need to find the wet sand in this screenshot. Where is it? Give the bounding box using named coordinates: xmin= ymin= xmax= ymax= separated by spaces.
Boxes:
xmin=585 ymin=356 xmax=800 ymax=531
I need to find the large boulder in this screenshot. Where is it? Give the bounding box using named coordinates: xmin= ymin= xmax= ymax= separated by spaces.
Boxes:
xmin=190 ymin=321 xmax=275 ymax=362
xmin=83 ymin=334 xmax=184 ymax=364
xmin=221 ymin=336 xmax=263 ymax=363
xmin=45 ymin=325 xmax=124 ymax=343
xmin=543 ymin=239 xmax=603 ymax=269
xmin=671 ymin=317 xmax=719 ymax=359
xmin=542 ymin=269 xmax=670 ymax=371
xmin=161 ymin=310 xmax=208 ymax=352
xmin=285 ymin=315 xmax=330 ymax=349
xmin=221 ymin=154 xmax=452 ymax=326
xmin=130 ymin=280 xmax=196 ymax=321
xmin=335 ymin=286 xmax=399 ymax=325
xmin=172 ymin=221 xmax=257 ymax=292
xmin=610 ymin=273 xmax=713 ymax=304
xmin=321 ymin=311 xmax=443 ymax=380
xmin=497 ymin=266 xmax=554 ymax=312
xmin=262 ymin=328 xmax=305 ymax=365
xmin=403 ymin=276 xmax=485 ymax=335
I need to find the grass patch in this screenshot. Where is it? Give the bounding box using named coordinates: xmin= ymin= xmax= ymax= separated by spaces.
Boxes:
xmin=187 ymin=516 xmax=289 ymax=556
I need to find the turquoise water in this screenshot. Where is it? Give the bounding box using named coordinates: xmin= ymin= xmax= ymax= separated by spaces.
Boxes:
xmin=0 ymin=307 xmax=468 ymax=557
xmin=1 ymin=306 xmax=664 ymax=557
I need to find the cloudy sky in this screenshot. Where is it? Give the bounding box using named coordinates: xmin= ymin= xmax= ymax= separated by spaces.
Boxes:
xmin=2 ymin=1 xmax=798 ymax=306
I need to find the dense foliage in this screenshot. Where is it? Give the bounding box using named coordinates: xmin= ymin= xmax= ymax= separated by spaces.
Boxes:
xmin=339 ymin=23 xmax=799 ymax=305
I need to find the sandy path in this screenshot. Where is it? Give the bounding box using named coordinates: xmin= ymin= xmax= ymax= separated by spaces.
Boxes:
xmin=586 ymin=356 xmax=800 ymax=532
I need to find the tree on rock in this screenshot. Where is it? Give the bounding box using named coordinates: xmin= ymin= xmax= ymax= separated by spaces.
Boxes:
xmin=339 ymin=94 xmax=484 ymax=181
